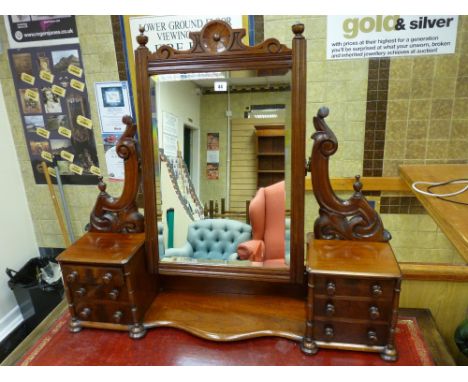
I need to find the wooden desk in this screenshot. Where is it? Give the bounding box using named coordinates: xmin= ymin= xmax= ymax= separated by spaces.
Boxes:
xmin=400 ymin=164 xmax=468 ymax=262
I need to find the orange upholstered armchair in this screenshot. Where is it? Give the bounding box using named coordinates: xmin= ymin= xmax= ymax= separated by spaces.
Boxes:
xmin=237 ymin=181 xmax=288 ymax=268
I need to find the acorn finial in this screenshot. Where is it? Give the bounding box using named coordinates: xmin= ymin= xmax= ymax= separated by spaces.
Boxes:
xmin=353 ymin=175 xmax=363 ymax=193
xmin=98 ymin=176 xmax=107 ymax=193
xmin=136 ymin=25 xmax=148 ymax=47
xmin=292 ymin=23 xmax=304 ymax=36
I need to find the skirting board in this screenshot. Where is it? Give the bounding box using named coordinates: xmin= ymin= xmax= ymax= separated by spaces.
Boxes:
xmin=0 ymin=306 xmax=24 ymax=342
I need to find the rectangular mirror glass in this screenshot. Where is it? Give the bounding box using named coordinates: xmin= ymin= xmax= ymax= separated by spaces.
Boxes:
xmin=151 ymin=69 xmax=291 ymax=269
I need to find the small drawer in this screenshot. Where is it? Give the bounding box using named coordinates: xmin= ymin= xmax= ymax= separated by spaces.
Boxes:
xmin=74 ymin=301 xmax=135 ymax=325
xmin=313 ymin=275 xmax=395 ymax=299
xmin=62 ymin=264 xmax=125 ymax=288
xmin=314 ymin=319 xmax=389 ymax=346
xmin=69 ymin=284 xmax=130 ymax=303
xmin=314 ymin=296 xmax=392 ymax=322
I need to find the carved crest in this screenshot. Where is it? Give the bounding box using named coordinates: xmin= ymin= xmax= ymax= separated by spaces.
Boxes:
xmin=89 ymin=116 xmax=144 ymax=233
xmin=310 ymin=108 xmax=391 ymax=242
xmin=138 ymin=20 xmax=291 ymax=59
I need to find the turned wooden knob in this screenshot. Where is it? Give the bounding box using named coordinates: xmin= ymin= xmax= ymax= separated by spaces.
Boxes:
xmin=324 ymin=325 xmax=334 ymax=339
xmin=74 ymin=287 xmax=86 ymax=298
xmin=66 ymin=271 xmax=78 ymax=283
xmin=326 ymin=281 xmax=336 ymax=296
xmin=108 ymin=289 xmax=120 ymax=300
xmin=113 ymin=310 xmax=123 ymax=323
xmin=325 ymin=303 xmax=335 ymax=316
xmin=371 ymin=284 xmax=383 ymax=297
xmin=102 ymin=272 xmax=113 ymax=284
xmin=369 ymin=306 xmax=380 ymax=320
xmin=79 ymin=307 xmax=91 ymax=320
xmin=368 ymin=330 xmax=378 ymax=344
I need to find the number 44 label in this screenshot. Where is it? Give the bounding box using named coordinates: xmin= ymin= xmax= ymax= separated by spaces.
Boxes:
xmin=214 ymin=81 xmax=227 ymax=92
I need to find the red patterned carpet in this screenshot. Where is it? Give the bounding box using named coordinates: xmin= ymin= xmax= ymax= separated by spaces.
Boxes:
xmin=17 ymin=313 xmax=433 ymax=366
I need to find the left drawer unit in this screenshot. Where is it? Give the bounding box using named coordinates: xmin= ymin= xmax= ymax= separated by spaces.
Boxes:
xmin=57 ymin=232 xmax=156 ymax=339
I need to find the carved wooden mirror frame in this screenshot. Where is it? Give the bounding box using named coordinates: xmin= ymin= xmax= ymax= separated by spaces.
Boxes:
xmin=134 ymin=20 xmax=307 ymax=286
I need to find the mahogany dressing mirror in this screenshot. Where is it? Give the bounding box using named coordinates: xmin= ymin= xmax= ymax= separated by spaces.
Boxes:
xmin=135 ymin=20 xmax=306 ymax=287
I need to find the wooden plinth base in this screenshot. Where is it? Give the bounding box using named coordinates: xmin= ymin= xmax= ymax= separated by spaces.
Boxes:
xmin=143 ymin=290 xmax=306 ymax=341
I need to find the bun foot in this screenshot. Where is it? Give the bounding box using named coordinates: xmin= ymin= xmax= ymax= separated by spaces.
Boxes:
xmin=69 ymin=318 xmax=82 ymax=333
xmin=129 ymin=324 xmax=146 ymax=339
xmin=380 ymin=345 xmax=398 ymax=362
xmin=301 ymin=338 xmax=318 ymax=355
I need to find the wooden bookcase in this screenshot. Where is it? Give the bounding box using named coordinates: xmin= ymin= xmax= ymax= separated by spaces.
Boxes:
xmin=255 ymin=125 xmax=285 ymax=188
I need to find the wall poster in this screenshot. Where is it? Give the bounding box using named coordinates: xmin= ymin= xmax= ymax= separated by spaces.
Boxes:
xmin=327 ymin=15 xmax=459 ymax=60
xmin=8 ymin=44 xmax=100 ymax=185
xmin=206 ymin=132 xmax=219 ymax=180
xmin=162 ymin=111 xmax=178 ymax=158
xmin=95 ymin=81 xmax=133 ymax=181
xmin=4 ymin=16 xmax=79 ymax=48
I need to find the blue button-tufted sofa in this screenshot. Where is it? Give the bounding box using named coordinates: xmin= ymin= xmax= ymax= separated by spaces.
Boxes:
xmin=163 ymin=219 xmax=252 ymax=261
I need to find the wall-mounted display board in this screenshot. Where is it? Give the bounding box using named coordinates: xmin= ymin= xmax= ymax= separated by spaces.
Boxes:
xmin=4 ymin=16 xmax=79 ymax=48
xmin=327 ymin=15 xmax=458 ymax=60
xmin=8 ymin=44 xmax=100 ymax=185
xmin=95 ymin=81 xmax=133 ymax=181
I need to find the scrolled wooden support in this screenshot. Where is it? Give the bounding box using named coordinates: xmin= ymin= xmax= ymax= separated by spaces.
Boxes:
xmin=89 ymin=116 xmax=144 ymax=233
xmin=310 ymin=107 xmax=391 ymax=242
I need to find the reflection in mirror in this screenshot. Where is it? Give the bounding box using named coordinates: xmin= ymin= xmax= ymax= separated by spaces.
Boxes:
xmin=151 ymin=69 xmax=291 ymax=269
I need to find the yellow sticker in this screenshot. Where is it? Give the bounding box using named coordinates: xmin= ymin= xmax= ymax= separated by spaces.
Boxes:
xmin=90 ymin=166 xmax=101 ymax=176
xmin=36 ymin=127 xmax=50 ymax=139
xmin=70 ymin=79 xmax=85 ymax=92
xmin=69 ymin=163 xmax=83 ymax=175
xmin=25 ymin=88 xmax=39 ymax=102
xmin=21 ymin=72 xmax=35 ymax=85
xmin=40 ymin=151 xmax=53 ymax=162
xmin=58 ymin=126 xmax=72 ymax=139
xmin=76 ymin=115 xmax=93 ymax=129
xmin=39 ymin=70 xmax=54 ymax=83
xmin=60 ymin=150 xmax=75 ymax=162
xmin=68 ymin=64 xmax=83 ymax=78
xmin=51 ymin=84 xmax=66 ymax=98
xmin=47 ymin=167 xmax=57 ymax=178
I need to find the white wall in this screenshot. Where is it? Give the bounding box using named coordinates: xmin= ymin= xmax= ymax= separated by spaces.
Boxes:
xmin=157 ymin=80 xmax=202 ymax=248
xmin=0 ymin=83 xmax=39 ymax=341
xmin=157 ymin=80 xmax=201 ymax=152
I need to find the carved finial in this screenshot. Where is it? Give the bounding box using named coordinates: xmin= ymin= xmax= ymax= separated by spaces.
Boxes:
xmin=97 ymin=176 xmax=107 ymax=193
xmin=292 ymin=23 xmax=305 ymax=36
xmin=353 ymin=175 xmax=363 ymax=193
xmin=137 ymin=25 xmax=148 ymax=47
xmin=318 ymin=107 xmax=329 ymax=119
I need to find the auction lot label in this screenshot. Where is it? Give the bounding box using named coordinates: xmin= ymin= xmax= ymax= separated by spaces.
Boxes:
xmin=327 ymin=16 xmax=458 ymax=60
